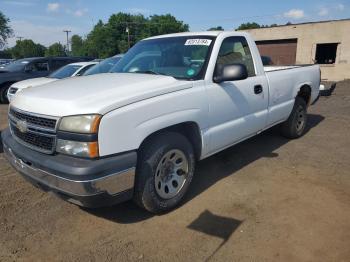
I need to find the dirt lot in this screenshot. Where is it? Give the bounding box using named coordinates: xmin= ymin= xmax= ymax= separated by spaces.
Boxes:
xmin=0 ymin=81 xmax=350 ymax=262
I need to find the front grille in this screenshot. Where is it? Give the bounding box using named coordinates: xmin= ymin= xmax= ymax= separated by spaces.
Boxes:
xmin=9 ymin=107 xmax=58 ymax=154
xmin=9 ymin=107 xmax=57 ymax=130
xmin=8 ymin=87 xmax=18 ymax=95
xmin=10 ymin=122 xmax=55 ymax=152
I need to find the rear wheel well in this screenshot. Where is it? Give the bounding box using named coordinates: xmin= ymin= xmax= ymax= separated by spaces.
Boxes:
xmin=139 ymin=122 xmax=202 ymax=160
xmin=297 ymin=85 xmax=311 ymax=106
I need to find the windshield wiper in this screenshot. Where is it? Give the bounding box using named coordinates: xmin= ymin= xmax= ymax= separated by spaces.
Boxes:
xmin=134 ymin=70 xmax=166 ymax=76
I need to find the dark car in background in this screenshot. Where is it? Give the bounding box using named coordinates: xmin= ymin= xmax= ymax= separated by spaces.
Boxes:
xmin=0 ymin=56 xmax=93 ymax=103
xmin=83 ymin=54 xmax=123 ymax=76
xmin=0 ymin=59 xmax=14 ymax=68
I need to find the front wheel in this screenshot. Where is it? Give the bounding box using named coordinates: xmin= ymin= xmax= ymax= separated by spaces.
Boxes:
xmin=134 ymin=132 xmax=195 ymax=214
xmin=281 ymin=97 xmax=308 ymax=139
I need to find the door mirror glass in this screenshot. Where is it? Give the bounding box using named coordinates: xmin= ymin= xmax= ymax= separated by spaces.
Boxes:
xmin=213 ymin=64 xmax=248 ymax=83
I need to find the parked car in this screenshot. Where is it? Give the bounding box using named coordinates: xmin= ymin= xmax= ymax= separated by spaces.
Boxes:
xmin=83 ymin=54 xmax=123 ymax=76
xmin=0 ymin=59 xmax=14 ymax=68
xmin=2 ymin=31 xmax=320 ymax=213
xmin=7 ymin=61 xmax=98 ymax=102
xmin=0 ymin=56 xmax=93 ymax=103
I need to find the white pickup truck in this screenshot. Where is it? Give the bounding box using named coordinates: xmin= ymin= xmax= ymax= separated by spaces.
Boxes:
xmin=2 ymin=31 xmax=320 ymax=213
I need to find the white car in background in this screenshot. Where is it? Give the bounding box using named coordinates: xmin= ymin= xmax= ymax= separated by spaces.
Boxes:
xmin=7 ymin=61 xmax=98 ymax=102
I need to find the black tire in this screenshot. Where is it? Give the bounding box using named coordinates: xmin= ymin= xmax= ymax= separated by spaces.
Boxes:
xmin=281 ymin=97 xmax=308 ymax=139
xmin=0 ymin=83 xmax=11 ymax=104
xmin=134 ymin=132 xmax=195 ymax=214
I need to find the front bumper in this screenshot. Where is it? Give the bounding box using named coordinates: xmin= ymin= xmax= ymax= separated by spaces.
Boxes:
xmin=1 ymin=128 xmax=137 ymax=208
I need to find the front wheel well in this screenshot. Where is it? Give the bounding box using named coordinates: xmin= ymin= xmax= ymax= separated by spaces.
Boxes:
xmin=0 ymin=81 xmax=15 ymax=89
xmin=138 ymin=122 xmax=202 ymax=160
xmin=297 ymin=85 xmax=312 ymax=106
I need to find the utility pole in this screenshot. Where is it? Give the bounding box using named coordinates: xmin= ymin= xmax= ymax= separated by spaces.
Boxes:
xmin=126 ymin=25 xmax=130 ymax=49
xmin=63 ymin=30 xmax=71 ymax=52
xmin=16 ymin=36 xmax=24 ymax=41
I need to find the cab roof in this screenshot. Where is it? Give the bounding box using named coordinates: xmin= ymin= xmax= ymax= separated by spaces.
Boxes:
xmin=68 ymin=61 xmax=99 ymax=66
xmin=144 ymin=31 xmax=248 ymax=40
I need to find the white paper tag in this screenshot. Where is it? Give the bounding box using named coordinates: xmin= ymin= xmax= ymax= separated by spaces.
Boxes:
xmin=185 ymin=39 xmax=212 ymax=46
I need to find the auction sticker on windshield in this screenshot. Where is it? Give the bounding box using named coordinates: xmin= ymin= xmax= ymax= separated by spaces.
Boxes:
xmin=185 ymin=39 xmax=212 ymax=46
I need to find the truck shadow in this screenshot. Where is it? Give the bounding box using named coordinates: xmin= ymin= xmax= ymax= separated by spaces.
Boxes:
xmin=88 ymin=114 xmax=324 ymax=223
xmin=0 ymin=131 xmax=3 ymax=153
xmin=185 ymin=113 xmax=324 ymax=204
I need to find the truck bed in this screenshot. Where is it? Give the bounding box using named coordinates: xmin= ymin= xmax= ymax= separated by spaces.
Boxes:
xmin=264 ymin=65 xmax=315 ymax=72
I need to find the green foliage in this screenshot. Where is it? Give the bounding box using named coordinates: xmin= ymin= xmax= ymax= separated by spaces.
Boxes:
xmin=78 ymin=12 xmax=189 ymax=58
xmin=11 ymin=40 xmax=46 ymax=58
xmin=236 ymin=22 xmax=285 ymax=31
xmin=71 ymin=34 xmax=86 ymax=56
xmin=3 ymin=12 xmax=189 ymax=59
xmin=0 ymin=49 xmax=12 ymax=59
xmin=45 ymin=42 xmax=66 ymax=57
xmin=148 ymin=14 xmax=189 ymax=36
xmin=236 ymin=22 xmax=262 ymax=30
xmin=207 ymin=26 xmax=224 ymax=31
xmin=0 ymin=11 xmax=13 ymax=48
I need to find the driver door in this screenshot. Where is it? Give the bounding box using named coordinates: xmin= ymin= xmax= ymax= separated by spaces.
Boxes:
xmin=206 ymin=36 xmax=269 ymax=155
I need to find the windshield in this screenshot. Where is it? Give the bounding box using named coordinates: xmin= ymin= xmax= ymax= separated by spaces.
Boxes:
xmin=83 ymin=56 xmax=122 ymax=76
xmin=0 ymin=59 xmax=30 ymax=72
xmin=110 ymin=36 xmax=215 ymax=80
xmin=49 ymin=64 xmax=82 ymax=79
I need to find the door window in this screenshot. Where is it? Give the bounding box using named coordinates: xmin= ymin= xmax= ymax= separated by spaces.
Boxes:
xmin=28 ymin=61 xmax=49 ymax=71
xmin=51 ymin=59 xmax=70 ymax=71
xmin=76 ymin=64 xmax=95 ymax=76
xmin=216 ymin=37 xmax=255 ymax=77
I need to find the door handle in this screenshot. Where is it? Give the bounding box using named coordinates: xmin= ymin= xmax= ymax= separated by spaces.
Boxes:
xmin=254 ymin=85 xmax=263 ymax=94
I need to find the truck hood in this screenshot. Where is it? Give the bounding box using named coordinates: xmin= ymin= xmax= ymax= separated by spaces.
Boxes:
xmin=11 ymin=73 xmax=192 ymax=116
xmin=11 ymin=77 xmax=57 ymax=91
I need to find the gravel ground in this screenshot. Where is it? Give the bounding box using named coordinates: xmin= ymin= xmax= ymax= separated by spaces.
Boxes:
xmin=0 ymin=81 xmax=349 ymax=262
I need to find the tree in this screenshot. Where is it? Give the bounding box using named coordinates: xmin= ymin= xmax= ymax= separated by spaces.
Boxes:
xmin=236 ymin=22 xmax=261 ymax=30
xmin=81 ymin=12 xmax=190 ymax=58
xmin=207 ymin=26 xmax=224 ymax=31
xmin=84 ymin=20 xmax=113 ymax=58
xmin=148 ymin=14 xmax=189 ymax=36
xmin=45 ymin=43 xmax=66 ymax=57
xmin=11 ymin=40 xmax=46 ymax=58
xmin=0 ymin=49 xmax=12 ymax=58
xmin=71 ymin=34 xmax=86 ymax=56
xmin=0 ymin=11 xmax=13 ymax=48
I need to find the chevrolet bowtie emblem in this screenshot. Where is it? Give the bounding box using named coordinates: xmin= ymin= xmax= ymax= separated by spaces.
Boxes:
xmin=16 ymin=120 xmax=28 ymax=133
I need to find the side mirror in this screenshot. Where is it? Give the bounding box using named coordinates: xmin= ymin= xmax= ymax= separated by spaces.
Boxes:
xmin=213 ymin=64 xmax=248 ymax=83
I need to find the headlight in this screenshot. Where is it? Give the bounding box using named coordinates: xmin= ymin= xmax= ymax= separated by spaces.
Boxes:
xmin=57 ymin=139 xmax=99 ymax=158
xmin=59 ymin=115 xmax=101 ymax=133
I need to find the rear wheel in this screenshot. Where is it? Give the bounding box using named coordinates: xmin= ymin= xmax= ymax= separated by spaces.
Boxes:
xmin=281 ymin=97 xmax=308 ymax=138
xmin=134 ymin=132 xmax=195 ymax=213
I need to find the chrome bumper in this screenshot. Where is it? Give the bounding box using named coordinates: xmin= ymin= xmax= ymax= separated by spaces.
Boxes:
xmin=3 ymin=140 xmax=136 ymax=207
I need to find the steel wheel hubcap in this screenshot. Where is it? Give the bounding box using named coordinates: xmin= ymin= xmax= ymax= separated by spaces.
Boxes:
xmin=154 ymin=149 xmax=189 ymax=199
xmin=296 ymin=106 xmax=306 ymax=132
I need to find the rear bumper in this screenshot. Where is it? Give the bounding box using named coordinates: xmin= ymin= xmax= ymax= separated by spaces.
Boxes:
xmin=1 ymin=128 xmax=137 ymax=208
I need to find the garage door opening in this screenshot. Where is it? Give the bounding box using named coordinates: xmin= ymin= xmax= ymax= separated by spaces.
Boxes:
xmin=256 ymin=38 xmax=298 ymax=65
xmin=315 ymin=43 xmax=338 ymax=64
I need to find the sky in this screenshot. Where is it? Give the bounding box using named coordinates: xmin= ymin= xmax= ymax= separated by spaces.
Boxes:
xmin=1 ymin=0 xmax=349 ymax=48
